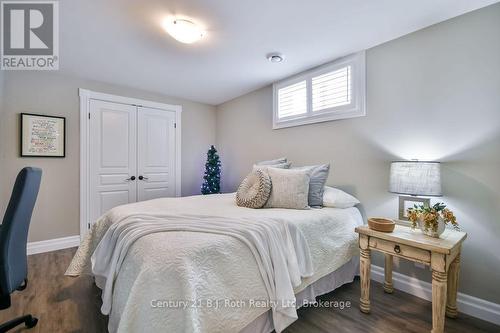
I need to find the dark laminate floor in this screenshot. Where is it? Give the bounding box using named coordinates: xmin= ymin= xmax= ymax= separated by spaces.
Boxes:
xmin=1 ymin=248 xmax=498 ymax=333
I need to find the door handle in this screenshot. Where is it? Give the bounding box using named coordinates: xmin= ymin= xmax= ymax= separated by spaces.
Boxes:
xmin=125 ymin=176 xmax=136 ymax=181
xmin=138 ymin=175 xmax=148 ymax=181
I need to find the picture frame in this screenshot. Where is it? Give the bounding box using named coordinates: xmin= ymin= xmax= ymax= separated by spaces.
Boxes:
xmin=20 ymin=113 xmax=66 ymax=157
xmin=398 ymin=195 xmax=430 ymax=221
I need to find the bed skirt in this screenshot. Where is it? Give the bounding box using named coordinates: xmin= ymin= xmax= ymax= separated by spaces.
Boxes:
xmin=241 ymin=256 xmax=359 ymax=333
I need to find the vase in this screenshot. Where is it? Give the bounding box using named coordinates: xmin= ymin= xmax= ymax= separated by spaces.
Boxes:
xmin=418 ymin=216 xmax=446 ymax=238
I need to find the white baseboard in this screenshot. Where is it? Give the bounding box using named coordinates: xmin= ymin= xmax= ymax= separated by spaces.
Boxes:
xmin=371 ymin=264 xmax=500 ymax=326
xmin=27 ymin=235 xmax=80 ymax=255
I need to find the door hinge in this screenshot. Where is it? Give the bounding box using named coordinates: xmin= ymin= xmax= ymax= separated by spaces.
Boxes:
xmin=87 ymin=222 xmax=91 ymax=229
xmin=174 ymin=122 xmax=177 ymax=128
xmin=88 ymin=113 xmax=90 ymax=119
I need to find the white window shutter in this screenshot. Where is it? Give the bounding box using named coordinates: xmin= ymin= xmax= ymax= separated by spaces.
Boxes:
xmin=312 ymin=66 xmax=351 ymax=112
xmin=272 ymin=51 xmax=365 ymax=129
xmin=277 ymin=80 xmax=307 ymax=119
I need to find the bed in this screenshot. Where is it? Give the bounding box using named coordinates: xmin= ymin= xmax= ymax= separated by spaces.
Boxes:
xmin=66 ymin=193 xmax=363 ymax=333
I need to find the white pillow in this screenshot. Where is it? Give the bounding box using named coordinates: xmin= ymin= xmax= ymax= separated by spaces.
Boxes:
xmin=322 ymin=186 xmax=360 ymax=208
xmin=265 ymin=168 xmax=310 ymax=209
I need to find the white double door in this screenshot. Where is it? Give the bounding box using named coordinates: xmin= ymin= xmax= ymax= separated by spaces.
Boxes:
xmin=89 ymin=100 xmax=177 ymax=224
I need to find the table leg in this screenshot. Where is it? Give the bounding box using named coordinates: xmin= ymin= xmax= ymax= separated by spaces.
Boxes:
xmin=384 ymin=254 xmax=394 ymax=294
xmin=446 ymin=254 xmax=460 ymax=318
xmin=431 ymin=270 xmax=447 ymax=333
xmin=360 ymin=248 xmax=371 ymax=313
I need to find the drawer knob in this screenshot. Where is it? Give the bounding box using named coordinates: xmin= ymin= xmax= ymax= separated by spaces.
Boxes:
xmin=394 ymin=245 xmax=401 ymax=254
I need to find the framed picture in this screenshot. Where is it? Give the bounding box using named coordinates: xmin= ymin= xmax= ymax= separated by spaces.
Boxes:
xmin=398 ymin=195 xmax=430 ymax=221
xmin=20 ymin=113 xmax=66 ymax=157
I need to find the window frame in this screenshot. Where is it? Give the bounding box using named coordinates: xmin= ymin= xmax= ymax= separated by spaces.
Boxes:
xmin=272 ymin=51 xmax=366 ymax=129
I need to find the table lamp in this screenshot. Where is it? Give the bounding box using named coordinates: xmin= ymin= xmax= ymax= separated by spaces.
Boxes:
xmin=389 ymin=161 xmax=442 ymax=220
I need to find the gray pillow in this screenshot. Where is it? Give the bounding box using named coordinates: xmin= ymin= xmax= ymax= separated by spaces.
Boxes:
xmin=265 ymin=168 xmax=310 ymax=209
xmin=294 ymin=164 xmax=330 ymax=206
xmin=255 ymin=157 xmax=287 ymax=166
xmin=253 ymin=162 xmax=291 ymax=171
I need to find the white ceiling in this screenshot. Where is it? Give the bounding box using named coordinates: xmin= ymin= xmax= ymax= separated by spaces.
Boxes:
xmin=60 ymin=0 xmax=499 ymax=105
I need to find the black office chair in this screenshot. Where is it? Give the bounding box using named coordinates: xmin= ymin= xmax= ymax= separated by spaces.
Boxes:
xmin=0 ymin=167 xmax=42 ymax=332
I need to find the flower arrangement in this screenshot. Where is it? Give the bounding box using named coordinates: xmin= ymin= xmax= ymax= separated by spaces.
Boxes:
xmin=407 ymin=202 xmax=459 ymax=235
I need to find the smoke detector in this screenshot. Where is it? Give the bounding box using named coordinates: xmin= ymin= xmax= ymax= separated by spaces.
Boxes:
xmin=267 ymin=53 xmax=284 ymax=63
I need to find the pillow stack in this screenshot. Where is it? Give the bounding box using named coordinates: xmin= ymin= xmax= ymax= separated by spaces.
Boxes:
xmin=235 ymin=157 xmax=360 ymax=210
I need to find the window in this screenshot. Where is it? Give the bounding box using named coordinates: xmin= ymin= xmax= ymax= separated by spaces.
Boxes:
xmin=273 ymin=51 xmax=365 ymax=129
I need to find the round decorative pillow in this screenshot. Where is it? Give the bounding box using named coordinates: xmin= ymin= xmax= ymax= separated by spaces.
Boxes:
xmin=236 ymin=169 xmax=272 ymax=208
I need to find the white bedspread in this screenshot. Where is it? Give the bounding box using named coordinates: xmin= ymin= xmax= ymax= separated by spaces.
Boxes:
xmin=66 ymin=193 xmax=363 ymax=333
xmin=92 ymin=214 xmax=313 ymax=332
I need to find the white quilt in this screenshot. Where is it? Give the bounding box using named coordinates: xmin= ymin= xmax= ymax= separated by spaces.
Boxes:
xmin=66 ymin=193 xmax=362 ymax=333
xmin=92 ymin=214 xmax=314 ymax=332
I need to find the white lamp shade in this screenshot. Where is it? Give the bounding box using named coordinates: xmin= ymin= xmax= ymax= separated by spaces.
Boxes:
xmin=389 ymin=161 xmax=442 ymax=196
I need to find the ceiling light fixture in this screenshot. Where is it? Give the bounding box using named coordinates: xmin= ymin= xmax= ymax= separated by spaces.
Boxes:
xmin=163 ymin=18 xmax=205 ymax=44
xmin=267 ymin=53 xmax=284 ymax=63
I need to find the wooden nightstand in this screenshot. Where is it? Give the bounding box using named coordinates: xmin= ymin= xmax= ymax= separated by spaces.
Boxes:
xmin=355 ymin=224 xmax=467 ymax=333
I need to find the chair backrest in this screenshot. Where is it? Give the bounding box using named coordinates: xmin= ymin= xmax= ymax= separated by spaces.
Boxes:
xmin=0 ymin=167 xmax=42 ymax=295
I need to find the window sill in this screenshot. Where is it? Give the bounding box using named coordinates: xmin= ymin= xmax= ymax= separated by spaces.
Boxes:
xmin=273 ymin=109 xmax=366 ymax=130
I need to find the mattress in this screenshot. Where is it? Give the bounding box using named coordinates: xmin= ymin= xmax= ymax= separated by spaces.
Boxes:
xmin=67 ymin=193 xmax=363 ymax=333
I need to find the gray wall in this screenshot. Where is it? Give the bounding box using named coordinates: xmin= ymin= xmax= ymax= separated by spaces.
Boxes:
xmin=216 ymin=5 xmax=500 ymax=303
xmin=0 ymin=71 xmax=216 ymax=242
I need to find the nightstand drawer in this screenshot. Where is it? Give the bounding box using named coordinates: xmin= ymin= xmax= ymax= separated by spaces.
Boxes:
xmin=369 ymin=237 xmax=431 ymax=264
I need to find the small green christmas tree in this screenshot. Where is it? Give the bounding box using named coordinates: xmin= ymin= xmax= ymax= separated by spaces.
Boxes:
xmin=201 ymin=145 xmax=221 ymax=194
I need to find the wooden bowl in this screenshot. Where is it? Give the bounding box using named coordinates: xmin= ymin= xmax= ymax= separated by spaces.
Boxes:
xmin=368 ymin=218 xmax=395 ymax=233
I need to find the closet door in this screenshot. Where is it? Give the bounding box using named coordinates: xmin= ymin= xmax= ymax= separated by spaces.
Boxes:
xmin=137 ymin=107 xmax=177 ymax=201
xmin=89 ymin=100 xmax=137 ymax=224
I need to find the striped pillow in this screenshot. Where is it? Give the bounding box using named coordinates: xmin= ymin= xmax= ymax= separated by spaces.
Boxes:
xmin=236 ymin=170 xmax=272 ymax=208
